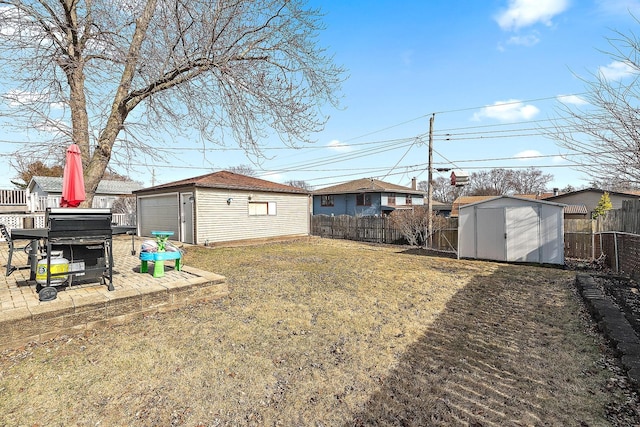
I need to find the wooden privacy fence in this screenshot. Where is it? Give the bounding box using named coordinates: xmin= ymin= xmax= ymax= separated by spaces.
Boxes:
xmin=311 ymin=215 xmax=458 ymax=251
xmin=312 ymin=215 xmax=603 ymax=259
xmin=564 ymin=219 xmax=598 ymax=260
xmin=597 ymin=199 xmax=640 ymax=234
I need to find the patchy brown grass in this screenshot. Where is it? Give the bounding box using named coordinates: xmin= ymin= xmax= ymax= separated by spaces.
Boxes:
xmin=0 ymin=238 xmax=632 ymax=426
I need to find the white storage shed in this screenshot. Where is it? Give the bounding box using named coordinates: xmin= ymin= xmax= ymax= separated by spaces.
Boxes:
xmin=458 ymin=196 xmax=565 ymax=265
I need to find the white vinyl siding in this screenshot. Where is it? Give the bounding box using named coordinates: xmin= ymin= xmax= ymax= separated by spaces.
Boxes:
xmin=195 ymin=190 xmax=308 ymax=244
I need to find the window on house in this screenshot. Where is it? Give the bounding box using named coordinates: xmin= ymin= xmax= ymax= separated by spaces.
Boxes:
xmin=249 ymin=201 xmax=277 ymax=216
xmin=321 ymin=195 xmax=334 ymax=207
xmin=387 ymin=194 xmax=396 ymax=205
xmin=406 ymin=195 xmax=412 ymax=205
xmin=356 ymin=193 xmax=372 ymax=206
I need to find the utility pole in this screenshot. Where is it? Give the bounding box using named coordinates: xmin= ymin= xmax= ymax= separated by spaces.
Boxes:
xmin=427 ymin=113 xmax=434 ymax=249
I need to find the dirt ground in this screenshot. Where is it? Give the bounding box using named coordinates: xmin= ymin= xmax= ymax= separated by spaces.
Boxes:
xmin=1 ymin=238 xmax=639 ymax=426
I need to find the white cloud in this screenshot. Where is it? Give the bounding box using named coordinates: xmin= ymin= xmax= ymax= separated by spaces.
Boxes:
xmin=506 ymin=33 xmax=540 ymax=46
xmin=4 ymin=89 xmax=65 ymax=110
xmin=514 ymin=150 xmax=541 ymax=160
xmin=0 ymin=5 xmax=42 ymax=39
xmin=472 ymin=99 xmax=540 ymax=122
xmin=4 ymin=89 xmax=45 ymax=107
xmin=495 ymin=0 xmax=570 ymax=31
xmin=326 ymin=139 xmax=351 ymax=152
xmin=552 ymin=155 xmax=568 ymax=164
xmin=599 ymin=61 xmax=638 ymax=81
xmin=35 ymin=118 xmax=69 ymax=133
xmin=557 ymin=94 xmax=588 ymax=105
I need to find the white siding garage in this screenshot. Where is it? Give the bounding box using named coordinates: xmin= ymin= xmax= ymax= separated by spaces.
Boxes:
xmin=137 ymin=193 xmax=180 ymax=237
xmin=458 ymin=196 xmax=565 ymax=265
xmin=135 ymin=171 xmax=310 ymax=245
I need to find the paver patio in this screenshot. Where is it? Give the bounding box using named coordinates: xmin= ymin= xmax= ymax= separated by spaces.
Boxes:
xmin=0 ymin=234 xmax=228 ymax=351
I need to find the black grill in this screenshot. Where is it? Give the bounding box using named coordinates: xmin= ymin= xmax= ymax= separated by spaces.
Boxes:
xmin=43 ymin=208 xmax=114 ymax=292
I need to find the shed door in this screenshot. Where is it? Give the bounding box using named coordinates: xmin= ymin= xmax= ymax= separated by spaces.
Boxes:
xmin=138 ymin=194 xmax=180 ymax=238
xmin=476 ymin=207 xmax=506 ymax=261
xmin=506 ymin=206 xmax=540 ymax=263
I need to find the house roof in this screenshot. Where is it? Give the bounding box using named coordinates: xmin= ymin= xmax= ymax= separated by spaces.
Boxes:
xmin=544 ymin=187 xmax=640 ymax=201
xmin=29 ymin=176 xmax=143 ymax=195
xmin=514 ymin=192 xmax=557 ymax=200
xmin=450 ymin=195 xmax=495 ymax=217
xmin=134 ymin=170 xmax=309 ymax=195
xmin=313 ymin=178 xmax=425 ymax=195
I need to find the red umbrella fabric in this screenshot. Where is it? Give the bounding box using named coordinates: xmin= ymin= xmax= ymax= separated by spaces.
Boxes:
xmin=60 ymin=143 xmax=85 ymax=207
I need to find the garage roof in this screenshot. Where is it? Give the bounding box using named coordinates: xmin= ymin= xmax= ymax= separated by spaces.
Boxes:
xmin=134 ymin=170 xmax=309 ymax=195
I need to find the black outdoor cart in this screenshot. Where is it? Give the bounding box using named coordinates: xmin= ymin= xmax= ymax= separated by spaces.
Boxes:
xmin=38 ymin=208 xmax=115 ymax=301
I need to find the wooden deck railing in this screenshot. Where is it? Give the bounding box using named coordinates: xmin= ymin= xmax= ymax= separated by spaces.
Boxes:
xmin=0 ymin=189 xmax=26 ymax=206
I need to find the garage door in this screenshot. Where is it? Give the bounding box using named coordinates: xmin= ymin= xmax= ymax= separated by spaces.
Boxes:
xmin=138 ymin=194 xmax=180 ymax=237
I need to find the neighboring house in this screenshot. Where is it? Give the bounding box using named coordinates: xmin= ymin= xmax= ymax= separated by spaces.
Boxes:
xmin=26 ymin=176 xmax=143 ymax=212
xmin=458 ymin=195 xmax=565 ymax=265
xmin=543 ymin=188 xmax=640 ymax=218
xmin=312 ymin=177 xmax=425 ymax=216
xmin=432 ymin=200 xmax=452 ymax=217
xmin=134 ymin=170 xmax=310 ymax=245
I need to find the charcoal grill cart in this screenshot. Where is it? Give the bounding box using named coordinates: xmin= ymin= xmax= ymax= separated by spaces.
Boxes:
xmin=38 ymin=208 xmax=115 ymax=301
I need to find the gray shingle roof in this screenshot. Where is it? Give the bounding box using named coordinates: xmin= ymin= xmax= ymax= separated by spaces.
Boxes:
xmin=30 ymin=176 xmax=142 ymax=195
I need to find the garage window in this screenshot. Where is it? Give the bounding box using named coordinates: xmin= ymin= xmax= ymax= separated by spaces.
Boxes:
xmin=249 ymin=201 xmax=277 ymax=216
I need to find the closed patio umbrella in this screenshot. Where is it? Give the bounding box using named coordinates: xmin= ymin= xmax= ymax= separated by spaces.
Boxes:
xmin=60 ymin=143 xmax=85 ymax=207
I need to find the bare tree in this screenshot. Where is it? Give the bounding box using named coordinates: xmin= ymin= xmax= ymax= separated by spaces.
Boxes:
xmin=509 ymin=167 xmax=553 ymax=194
xmin=467 ymin=169 xmax=514 ymax=195
xmin=286 ymin=179 xmax=313 ymax=190
xmin=0 ymin=0 xmax=344 ymax=205
xmin=389 ymin=207 xmax=429 ymax=247
xmin=549 ymin=21 xmax=640 ymax=188
xmin=227 ymin=164 xmax=257 ymax=177
xmin=388 ymin=206 xmax=450 ymax=248
xmin=420 ymin=177 xmax=467 ymax=204
xmin=467 ymin=168 xmax=552 ymax=196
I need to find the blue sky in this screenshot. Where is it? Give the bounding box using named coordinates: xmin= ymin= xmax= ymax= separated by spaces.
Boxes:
xmin=2 ymin=0 xmax=640 ymax=191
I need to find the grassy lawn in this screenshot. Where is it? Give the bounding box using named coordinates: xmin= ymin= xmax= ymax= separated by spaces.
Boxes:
xmin=0 ymin=238 xmax=634 ymax=425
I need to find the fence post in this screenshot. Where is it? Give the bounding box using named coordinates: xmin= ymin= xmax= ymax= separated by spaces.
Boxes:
xmin=614 ymin=232 xmax=619 ymax=273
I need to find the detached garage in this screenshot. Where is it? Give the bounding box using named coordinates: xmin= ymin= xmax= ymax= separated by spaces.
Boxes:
xmin=458 ymin=196 xmax=565 ymax=265
xmin=134 ymin=171 xmax=310 ymax=245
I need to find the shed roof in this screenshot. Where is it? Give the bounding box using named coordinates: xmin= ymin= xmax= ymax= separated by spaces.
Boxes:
xmin=29 ymin=176 xmax=142 ymax=195
xmin=458 ymin=195 xmax=566 ymax=211
xmin=563 ymin=204 xmax=588 ymax=215
xmin=451 ymin=194 xmax=568 ymax=217
xmin=313 ymin=178 xmax=424 ymax=195
xmin=134 ymin=170 xmax=309 ymax=195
